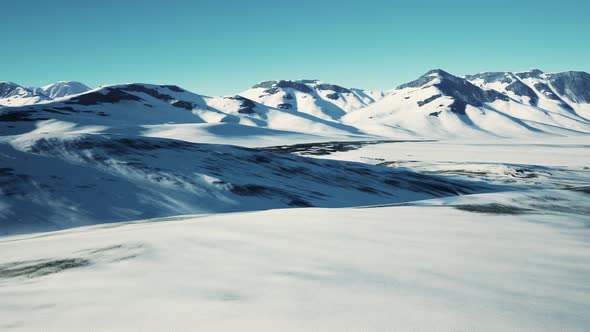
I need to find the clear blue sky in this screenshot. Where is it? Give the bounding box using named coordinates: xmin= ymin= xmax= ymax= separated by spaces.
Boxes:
xmin=2 ymin=0 xmax=588 ymax=95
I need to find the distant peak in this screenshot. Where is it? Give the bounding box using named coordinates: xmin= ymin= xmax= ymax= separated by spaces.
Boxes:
xmin=423 ymin=69 xmax=452 ymax=77
xmin=253 ymin=79 xmax=318 ymax=86
xmin=251 ymin=79 xmax=353 ymax=95
xmin=396 ymin=69 xmax=457 ymax=90
xmin=39 ymin=81 xmax=92 ymax=99
xmin=42 ymin=81 xmax=91 ymax=89
xmin=515 ymin=69 xmax=545 ymax=80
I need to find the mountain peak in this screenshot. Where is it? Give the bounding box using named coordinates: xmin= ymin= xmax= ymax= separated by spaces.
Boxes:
xmin=423 ymin=69 xmax=452 ymax=77
xmin=251 ymin=80 xmax=314 ymax=94
xmin=515 ymin=69 xmax=545 ymax=79
xmin=396 ymin=69 xmax=456 ymax=90
xmin=0 ymin=81 xmax=50 ymax=106
xmin=40 ymin=81 xmax=91 ymax=99
xmin=250 ymin=79 xmax=356 ymax=96
xmin=396 ymin=69 xmax=510 ymax=114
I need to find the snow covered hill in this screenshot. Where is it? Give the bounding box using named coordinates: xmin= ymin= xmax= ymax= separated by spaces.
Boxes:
xmin=0 ymin=83 xmax=366 ymax=139
xmin=1 ymin=81 xmax=91 ymax=107
xmin=0 ymin=128 xmax=492 ymax=235
xmin=466 ymin=69 xmax=590 ymax=120
xmin=0 ymin=82 xmax=50 ymax=106
xmin=3 ymin=70 xmax=590 ymax=138
xmin=240 ymin=79 xmax=385 ymax=121
xmin=343 ymin=69 xmax=590 ymax=138
xmin=33 ymin=81 xmax=91 ymax=99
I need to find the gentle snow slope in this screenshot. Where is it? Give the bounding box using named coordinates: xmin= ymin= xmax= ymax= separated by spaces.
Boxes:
xmin=1 ymin=202 xmax=589 ymax=331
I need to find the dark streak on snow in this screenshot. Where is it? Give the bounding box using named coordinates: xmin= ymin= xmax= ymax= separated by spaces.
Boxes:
xmin=260 ymin=140 xmax=435 ymax=156
xmin=0 ymin=258 xmax=91 ymax=279
xmin=453 ymin=203 xmax=533 ymax=215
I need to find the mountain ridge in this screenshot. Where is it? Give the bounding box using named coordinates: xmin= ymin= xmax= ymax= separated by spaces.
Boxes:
xmin=2 ymin=69 xmax=589 ymax=138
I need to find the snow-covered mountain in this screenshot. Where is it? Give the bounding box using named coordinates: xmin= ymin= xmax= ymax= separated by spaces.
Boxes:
xmin=34 ymin=81 xmax=91 ymax=99
xmin=2 ymin=69 xmax=590 ymax=140
xmin=1 ymin=81 xmax=91 ymax=107
xmin=0 ymin=82 xmax=50 ymax=106
xmin=240 ymin=79 xmax=385 ymax=121
xmin=0 ymin=83 xmax=365 ymax=139
xmin=465 ymin=69 xmax=590 ymax=120
xmin=344 ymin=69 xmax=590 ymax=138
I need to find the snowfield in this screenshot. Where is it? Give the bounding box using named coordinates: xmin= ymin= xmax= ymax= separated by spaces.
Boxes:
xmin=1 ymin=200 xmax=589 ymax=331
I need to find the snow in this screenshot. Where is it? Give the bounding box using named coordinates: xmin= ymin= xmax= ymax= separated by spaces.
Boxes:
xmin=0 ymin=200 xmax=589 ymax=331
xmin=1 ymin=127 xmax=495 ymax=235
xmin=0 ymin=82 xmax=49 ymax=107
xmin=3 ymin=71 xmax=590 ymax=139
xmin=343 ymin=74 xmax=590 ymax=139
xmin=315 ymin=137 xmax=590 ymax=167
xmin=1 ymin=81 xmax=92 ymax=107
xmin=239 ymin=80 xmax=384 ymax=121
xmin=38 ymin=81 xmax=91 ymax=99
xmin=140 ymin=122 xmax=327 ymax=147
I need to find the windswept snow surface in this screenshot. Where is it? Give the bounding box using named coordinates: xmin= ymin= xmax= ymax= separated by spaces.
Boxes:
xmin=0 ymin=126 xmax=493 ymax=235
xmin=0 ymin=200 xmax=589 ymax=331
xmin=289 ymin=137 xmax=590 ymax=193
xmin=310 ymin=137 xmax=590 ymax=167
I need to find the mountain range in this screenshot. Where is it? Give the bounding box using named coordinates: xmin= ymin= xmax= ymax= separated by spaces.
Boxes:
xmin=0 ymin=81 xmax=91 ymax=106
xmin=2 ymin=69 xmax=589 ymax=139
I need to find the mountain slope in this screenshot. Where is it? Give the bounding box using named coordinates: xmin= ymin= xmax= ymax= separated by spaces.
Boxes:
xmin=343 ymin=69 xmax=590 ymax=138
xmin=240 ymin=79 xmax=385 ymax=121
xmin=36 ymin=81 xmax=91 ymax=99
xmin=0 ymin=83 xmax=366 ymax=140
xmin=0 ymin=82 xmax=50 ymax=106
xmin=0 ymin=130 xmax=492 ymax=235
xmin=466 ymin=69 xmax=590 ymax=120
xmin=2 ymin=70 xmax=590 ymax=140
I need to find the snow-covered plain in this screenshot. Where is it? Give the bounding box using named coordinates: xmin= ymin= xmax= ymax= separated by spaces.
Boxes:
xmin=313 ymin=137 xmax=590 ymax=167
xmin=1 ymin=198 xmax=589 ymax=331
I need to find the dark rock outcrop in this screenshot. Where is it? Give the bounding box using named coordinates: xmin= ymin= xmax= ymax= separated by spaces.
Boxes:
xmin=547 ymin=71 xmax=590 ymax=103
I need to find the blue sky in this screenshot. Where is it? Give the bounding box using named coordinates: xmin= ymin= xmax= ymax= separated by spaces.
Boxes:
xmin=2 ymin=0 xmax=588 ymax=95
